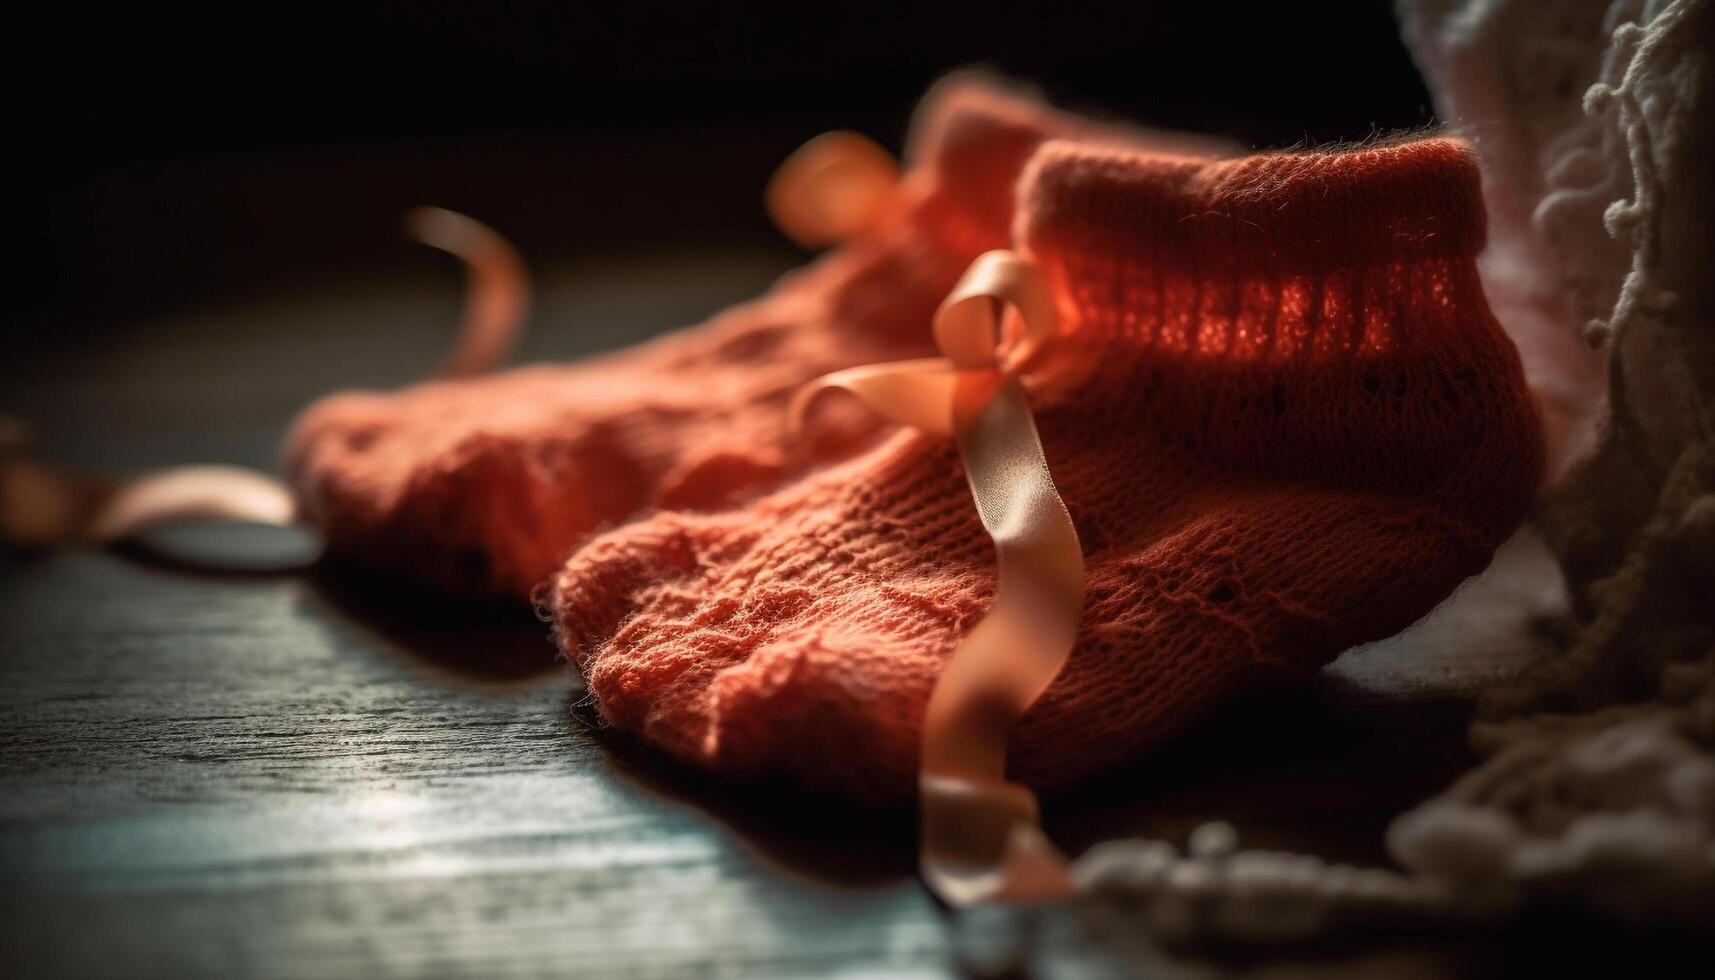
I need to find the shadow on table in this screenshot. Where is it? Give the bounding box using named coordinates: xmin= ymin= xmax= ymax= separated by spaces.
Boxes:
xmin=577 ymin=699 xmax=924 ymax=890
xmin=305 ymin=554 xmax=561 ymax=683
xmin=1045 ymin=666 xmax=1483 ymax=866
xmin=291 ymin=541 xmax=1490 ymax=895
xmin=568 ymin=660 xmax=1485 ymax=896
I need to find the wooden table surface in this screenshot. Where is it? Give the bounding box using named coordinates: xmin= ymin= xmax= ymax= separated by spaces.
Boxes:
xmin=0 ymin=249 xmax=1668 ymax=978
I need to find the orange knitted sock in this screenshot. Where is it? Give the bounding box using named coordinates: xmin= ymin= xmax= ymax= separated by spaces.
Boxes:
xmin=285 ymin=77 xmax=1117 ymax=597
xmin=548 ymin=137 xmax=1544 ymax=801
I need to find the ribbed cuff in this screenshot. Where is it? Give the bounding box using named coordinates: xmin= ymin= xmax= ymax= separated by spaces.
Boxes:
xmin=1021 ymin=137 xmax=1485 ymax=275
xmin=1018 ymin=137 xmax=1491 ymax=361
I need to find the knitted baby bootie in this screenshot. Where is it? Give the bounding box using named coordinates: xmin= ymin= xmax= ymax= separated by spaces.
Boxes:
xmin=285 ymin=76 xmax=1123 ymax=598
xmin=548 ymin=136 xmax=1544 ymax=801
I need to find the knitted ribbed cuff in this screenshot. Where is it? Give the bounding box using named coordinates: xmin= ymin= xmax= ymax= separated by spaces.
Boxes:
xmin=1018 ymin=137 xmax=1490 ymax=360
xmin=1020 ymin=137 xmax=1485 ymax=271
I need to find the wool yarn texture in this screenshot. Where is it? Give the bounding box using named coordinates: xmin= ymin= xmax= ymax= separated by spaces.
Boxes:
xmin=549 ymin=135 xmax=1543 ymax=801
xmin=283 ymin=76 xmax=1126 ymax=598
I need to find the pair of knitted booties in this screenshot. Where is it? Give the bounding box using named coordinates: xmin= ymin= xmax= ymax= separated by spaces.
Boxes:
xmin=287 ymin=76 xmax=1542 ymax=803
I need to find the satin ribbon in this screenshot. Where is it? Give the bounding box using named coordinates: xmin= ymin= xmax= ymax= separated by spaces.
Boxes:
xmin=0 ymin=443 xmax=296 ymax=547
xmin=1 ymin=210 xmax=529 ymax=552
xmin=794 ymin=250 xmax=1084 ymax=904
xmin=406 ymin=206 xmax=531 ymax=379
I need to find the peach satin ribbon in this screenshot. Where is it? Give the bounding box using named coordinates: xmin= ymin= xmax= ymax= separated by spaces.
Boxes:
xmin=406 ymin=207 xmax=532 ymax=379
xmin=1 ymin=210 xmax=528 ymax=550
xmin=795 ymin=250 xmax=1083 ymax=905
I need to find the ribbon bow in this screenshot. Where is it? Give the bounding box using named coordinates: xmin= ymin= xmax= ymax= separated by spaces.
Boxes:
xmin=795 ymin=250 xmax=1085 ymax=905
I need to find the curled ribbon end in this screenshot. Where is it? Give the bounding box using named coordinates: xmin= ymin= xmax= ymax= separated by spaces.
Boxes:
xmin=9 ymin=211 xmax=529 ymax=568
xmin=404 ymin=206 xmax=474 ymax=252
xmin=406 ymin=206 xmax=532 ymax=379
xmin=2 ymin=417 xmax=302 ymax=555
xmin=88 ymin=466 xmax=299 ymax=543
xmin=920 ymin=774 xmax=1074 ymax=905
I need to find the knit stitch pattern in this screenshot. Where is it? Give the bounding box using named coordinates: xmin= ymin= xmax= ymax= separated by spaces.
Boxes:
xmin=283 ymin=77 xmax=1095 ymax=597
xmin=550 ymin=137 xmax=1545 ymax=801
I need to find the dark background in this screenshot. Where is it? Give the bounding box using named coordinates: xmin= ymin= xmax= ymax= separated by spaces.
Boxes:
xmin=9 ymin=1 xmax=1431 ymax=324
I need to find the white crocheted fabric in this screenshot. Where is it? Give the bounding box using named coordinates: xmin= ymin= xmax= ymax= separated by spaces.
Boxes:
xmin=1400 ymin=0 xmax=1656 ymax=476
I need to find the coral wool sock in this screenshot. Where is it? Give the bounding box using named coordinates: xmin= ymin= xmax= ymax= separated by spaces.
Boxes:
xmin=548 ymin=137 xmax=1544 ymax=801
xmin=283 ymin=77 xmax=1118 ymax=597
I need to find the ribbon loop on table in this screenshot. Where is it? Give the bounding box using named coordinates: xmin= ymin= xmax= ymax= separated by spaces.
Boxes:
xmin=795 ymin=249 xmax=1085 ymax=905
xmin=2 ymin=209 xmax=529 ymax=555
